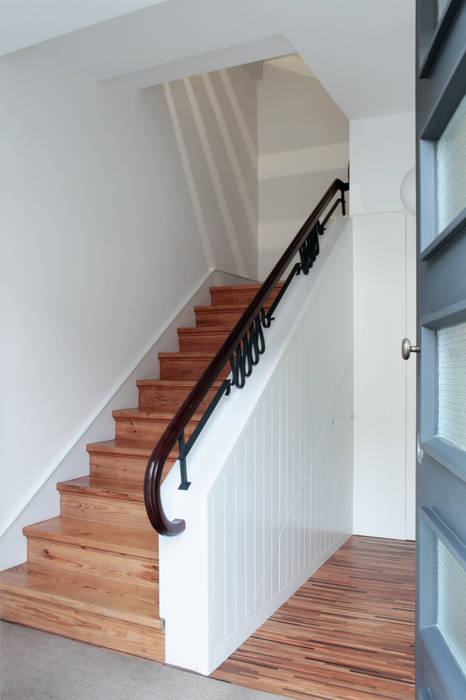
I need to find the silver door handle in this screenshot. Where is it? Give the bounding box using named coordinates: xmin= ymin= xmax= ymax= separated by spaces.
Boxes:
xmin=401 ymin=338 xmax=420 ymax=360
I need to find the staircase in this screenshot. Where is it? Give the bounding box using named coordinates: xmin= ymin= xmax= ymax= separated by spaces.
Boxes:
xmin=0 ymin=282 xmax=282 ymax=661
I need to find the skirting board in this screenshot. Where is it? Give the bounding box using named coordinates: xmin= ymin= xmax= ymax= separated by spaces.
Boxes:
xmin=0 ymin=268 xmax=256 ymax=570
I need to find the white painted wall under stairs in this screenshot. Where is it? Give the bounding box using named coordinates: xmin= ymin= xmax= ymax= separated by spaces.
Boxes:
xmin=158 ymin=217 xmax=353 ymax=674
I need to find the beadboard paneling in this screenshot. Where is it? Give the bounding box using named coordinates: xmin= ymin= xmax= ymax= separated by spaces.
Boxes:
xmin=207 ymin=231 xmax=353 ymax=668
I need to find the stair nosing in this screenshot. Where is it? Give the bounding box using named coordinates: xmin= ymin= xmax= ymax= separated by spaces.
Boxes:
xmin=112 ymin=408 xmax=203 ymax=421
xmin=23 ymin=517 xmax=157 ymax=560
xmin=158 ymin=351 xmax=218 ymax=358
xmin=136 ymin=378 xmax=223 ymax=387
xmin=57 ymin=477 xmax=144 ymax=503
xmin=177 ymin=327 xmax=231 ymax=335
xmin=209 ymin=282 xmax=282 ymax=292
xmin=86 ymin=439 xmax=177 ymax=460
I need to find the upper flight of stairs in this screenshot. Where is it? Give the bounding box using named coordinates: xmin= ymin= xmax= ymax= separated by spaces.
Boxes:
xmin=0 ymin=283 xmax=283 ymax=661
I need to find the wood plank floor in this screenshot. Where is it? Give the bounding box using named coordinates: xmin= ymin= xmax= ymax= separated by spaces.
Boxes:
xmin=212 ymin=536 xmax=415 ymax=700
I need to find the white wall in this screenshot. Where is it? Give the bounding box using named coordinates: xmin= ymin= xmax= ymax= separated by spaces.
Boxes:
xmin=0 ymin=46 xmax=257 ymax=549
xmin=158 ymin=218 xmax=353 ymax=674
xmin=350 ymin=111 xmax=417 ymax=540
xmin=257 ymin=58 xmax=348 ymax=279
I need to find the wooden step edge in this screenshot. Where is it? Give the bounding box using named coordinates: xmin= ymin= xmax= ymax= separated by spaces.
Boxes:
xmin=158 ymin=351 xmax=218 ymax=359
xmin=136 ymin=378 xmax=223 ymax=388
xmin=0 ymin=564 xmax=162 ymax=630
xmin=194 ymin=303 xmax=248 ymax=312
xmin=23 ymin=518 xmax=157 ymax=561
xmin=209 ymin=282 xmax=283 ymax=292
xmin=112 ymin=408 xmax=203 ymax=422
xmin=86 ymin=439 xmax=157 ymax=457
xmin=194 ymin=302 xmax=274 ymax=312
xmin=177 ymin=327 xmax=231 ymax=336
xmin=86 ymin=440 xmax=178 ymax=467
xmin=57 ymin=477 xmax=144 ymax=503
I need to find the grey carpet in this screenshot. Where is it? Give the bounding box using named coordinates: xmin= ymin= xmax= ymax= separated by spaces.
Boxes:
xmin=0 ymin=622 xmax=287 ymax=700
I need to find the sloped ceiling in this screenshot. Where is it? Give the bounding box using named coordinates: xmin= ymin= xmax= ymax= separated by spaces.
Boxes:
xmin=0 ymin=0 xmax=415 ymax=120
xmin=265 ymin=55 xmax=316 ymax=79
xmin=0 ymin=0 xmax=168 ymax=57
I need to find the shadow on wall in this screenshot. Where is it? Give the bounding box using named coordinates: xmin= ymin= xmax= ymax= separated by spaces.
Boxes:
xmin=163 ymin=67 xmax=259 ymax=280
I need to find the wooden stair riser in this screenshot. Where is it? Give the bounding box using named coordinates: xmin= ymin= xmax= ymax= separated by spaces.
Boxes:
xmin=159 ymin=354 xmax=230 ymax=381
xmin=138 ymin=383 xmax=218 ymax=412
xmin=209 ymin=284 xmax=283 ymax=307
xmin=0 ymin=592 xmax=164 ymax=661
xmin=27 ymin=538 xmax=157 ymax=589
xmin=114 ymin=414 xmax=198 ymax=442
xmin=59 ymin=492 xmax=151 ymax=531
xmin=88 ymin=450 xmax=175 ymax=483
xmin=178 ymin=329 xmax=228 ymax=353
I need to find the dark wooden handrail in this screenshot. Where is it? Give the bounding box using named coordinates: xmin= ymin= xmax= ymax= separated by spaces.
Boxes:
xmin=144 ymin=178 xmax=349 ymax=535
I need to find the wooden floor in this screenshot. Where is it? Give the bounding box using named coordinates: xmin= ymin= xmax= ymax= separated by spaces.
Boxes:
xmin=212 ymin=536 xmax=415 ymax=700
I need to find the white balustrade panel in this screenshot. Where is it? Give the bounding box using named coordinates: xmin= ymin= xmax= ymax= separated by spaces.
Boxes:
xmin=159 ymin=218 xmax=353 ymax=674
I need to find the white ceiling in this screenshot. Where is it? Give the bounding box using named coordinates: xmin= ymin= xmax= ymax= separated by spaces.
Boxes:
xmin=0 ymin=0 xmax=415 ymax=120
xmin=0 ymin=0 xmax=167 ymax=56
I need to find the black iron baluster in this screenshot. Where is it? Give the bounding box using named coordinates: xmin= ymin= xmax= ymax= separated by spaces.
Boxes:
xmin=178 ymin=431 xmax=191 ymax=490
xmin=299 ymin=235 xmax=310 ymax=275
xmin=234 ymin=343 xmax=246 ymax=388
xmin=248 ymin=323 xmax=260 ymax=365
xmin=261 ymin=307 xmax=272 ymax=328
xmin=229 ymin=347 xmax=239 ymax=387
xmin=243 ymin=332 xmax=253 ymax=377
xmin=266 ymin=261 xmax=302 ymax=322
xmin=340 ymin=188 xmax=346 ymax=215
xmin=255 ymin=314 xmax=266 ymax=354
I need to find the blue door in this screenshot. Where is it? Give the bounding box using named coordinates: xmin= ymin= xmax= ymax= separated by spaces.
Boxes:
xmin=415 ymin=2 xmax=466 ymax=697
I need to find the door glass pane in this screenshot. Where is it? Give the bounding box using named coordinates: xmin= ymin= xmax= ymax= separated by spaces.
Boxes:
xmin=437 ymin=539 xmax=466 ymax=675
xmin=436 ymin=94 xmax=466 ymax=233
xmin=438 ymin=321 xmax=466 ymax=450
xmin=437 ymin=0 xmax=449 ymax=21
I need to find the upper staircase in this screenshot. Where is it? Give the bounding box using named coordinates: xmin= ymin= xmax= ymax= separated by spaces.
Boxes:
xmin=0 ymin=283 xmax=282 ymax=660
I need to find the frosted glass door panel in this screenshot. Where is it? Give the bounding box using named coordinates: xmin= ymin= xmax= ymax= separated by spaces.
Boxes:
xmin=436 ymin=95 xmax=466 ymax=233
xmin=438 ymin=321 xmax=466 ymax=450
xmin=437 ymin=0 xmax=449 ymax=21
xmin=437 ymin=539 xmax=466 ymax=676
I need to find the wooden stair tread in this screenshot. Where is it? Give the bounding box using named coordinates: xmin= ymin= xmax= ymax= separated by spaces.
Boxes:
xmin=23 ymin=517 xmax=157 ymax=560
xmin=112 ymin=408 xmax=203 ymax=421
xmin=136 ymin=378 xmax=223 ymax=388
xmin=195 ymin=303 xmax=249 ymax=312
xmin=209 ymin=283 xmax=283 ymax=292
xmin=194 ymin=303 xmax=272 ymax=312
xmin=87 ymin=438 xmax=168 ymax=457
xmin=57 ymin=476 xmax=144 ymax=502
xmin=158 ymin=351 xmax=217 ymax=359
xmin=0 ymin=564 xmax=161 ymax=628
xmin=178 ymin=326 xmax=230 ymax=335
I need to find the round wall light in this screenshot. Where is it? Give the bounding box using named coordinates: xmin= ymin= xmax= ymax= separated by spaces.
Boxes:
xmin=400 ymin=167 xmax=416 ymax=215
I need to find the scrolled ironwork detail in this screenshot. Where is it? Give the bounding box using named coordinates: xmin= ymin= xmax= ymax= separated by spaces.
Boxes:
xmin=299 ymin=223 xmax=320 ymax=275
